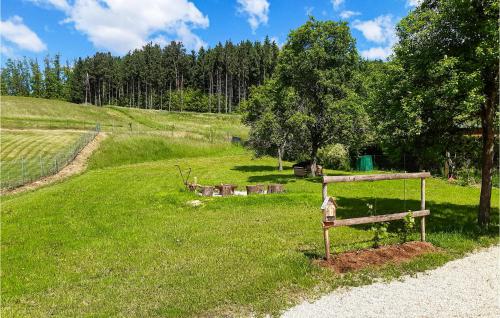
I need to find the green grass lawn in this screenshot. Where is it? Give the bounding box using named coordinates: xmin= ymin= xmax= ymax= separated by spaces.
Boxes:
xmin=0 ymin=96 xmax=247 ymax=140
xmin=0 ymin=129 xmax=90 ymax=188
xmin=0 ymin=129 xmax=84 ymax=161
xmin=2 ymin=133 xmax=498 ymax=317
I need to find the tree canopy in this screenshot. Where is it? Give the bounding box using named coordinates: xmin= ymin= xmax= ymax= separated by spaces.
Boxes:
xmin=1 ymin=38 xmax=280 ymax=113
xmin=372 ymin=0 xmax=498 ymax=225
xmin=275 ymin=17 xmax=369 ymax=175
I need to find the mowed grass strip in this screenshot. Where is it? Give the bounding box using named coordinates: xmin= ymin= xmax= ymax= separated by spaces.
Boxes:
xmin=1 ymin=134 xmax=498 ymax=317
xmin=1 ymin=96 xmax=248 ymax=140
xmin=0 ymin=130 xmax=83 ymax=160
xmin=0 ymin=129 xmax=89 ymax=187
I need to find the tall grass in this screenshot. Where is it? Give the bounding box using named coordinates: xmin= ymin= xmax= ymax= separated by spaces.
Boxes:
xmin=88 ymin=133 xmax=245 ymax=170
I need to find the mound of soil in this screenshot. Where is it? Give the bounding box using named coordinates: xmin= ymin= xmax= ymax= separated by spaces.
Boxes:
xmin=318 ymin=241 xmax=436 ymax=273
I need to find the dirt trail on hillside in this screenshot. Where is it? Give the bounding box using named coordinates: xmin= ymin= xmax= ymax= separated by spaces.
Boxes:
xmin=1 ymin=132 xmax=107 ymax=195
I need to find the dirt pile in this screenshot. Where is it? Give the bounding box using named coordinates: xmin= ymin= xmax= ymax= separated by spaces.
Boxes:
xmin=319 ymin=241 xmax=437 ymax=273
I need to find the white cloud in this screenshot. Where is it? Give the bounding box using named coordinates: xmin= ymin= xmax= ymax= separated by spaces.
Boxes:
xmin=359 ymin=46 xmax=392 ymax=60
xmin=331 ymin=0 xmax=344 ymax=10
xmin=407 ymin=0 xmax=423 ymax=7
xmin=30 ymin=0 xmax=209 ymax=54
xmin=0 ymin=16 xmax=47 ymax=52
xmin=1 ymin=45 xmax=18 ymax=58
xmin=352 ymin=15 xmax=396 ymax=44
xmin=353 ymin=15 xmax=398 ymax=61
xmin=339 ymin=10 xmax=360 ymax=19
xmin=237 ymin=0 xmax=270 ymax=32
xmin=29 ymin=0 xmax=70 ymax=11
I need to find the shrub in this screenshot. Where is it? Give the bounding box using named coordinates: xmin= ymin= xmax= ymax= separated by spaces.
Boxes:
xmin=397 ymin=211 xmax=415 ymax=243
xmin=371 ymin=222 xmax=389 ymax=248
xmin=317 ymin=143 xmax=350 ymax=170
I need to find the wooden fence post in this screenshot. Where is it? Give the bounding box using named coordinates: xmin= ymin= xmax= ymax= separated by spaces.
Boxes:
xmin=420 ymin=177 xmax=426 ymax=242
xmin=322 ymin=183 xmax=331 ymax=261
xmin=323 ymin=227 xmax=331 ymax=261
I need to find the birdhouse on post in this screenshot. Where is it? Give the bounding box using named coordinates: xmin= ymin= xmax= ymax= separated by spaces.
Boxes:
xmin=321 ymin=196 xmax=337 ymax=222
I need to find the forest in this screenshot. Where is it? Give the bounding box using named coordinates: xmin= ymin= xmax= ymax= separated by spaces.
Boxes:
xmin=0 ymin=37 xmax=279 ymax=112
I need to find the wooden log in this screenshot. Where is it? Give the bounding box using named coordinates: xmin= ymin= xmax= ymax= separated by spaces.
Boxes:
xmin=316 ymin=164 xmax=323 ymax=176
xmin=216 ymin=184 xmax=237 ymax=196
xmin=323 ymin=172 xmax=431 ymax=184
xmin=267 ymin=184 xmax=284 ymax=194
xmin=322 ymin=183 xmax=328 ymax=201
xmin=420 ymin=177 xmax=426 ymax=241
xmin=200 ymin=186 xmax=214 ymax=197
xmin=323 ymin=209 xmax=430 ymax=228
xmin=293 ymin=166 xmax=307 ymax=177
xmin=323 ymin=227 xmax=331 ymax=261
xmin=246 ymin=184 xmax=264 ymax=194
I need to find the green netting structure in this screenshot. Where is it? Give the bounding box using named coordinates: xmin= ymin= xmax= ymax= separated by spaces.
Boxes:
xmin=356 ymin=155 xmax=373 ymax=171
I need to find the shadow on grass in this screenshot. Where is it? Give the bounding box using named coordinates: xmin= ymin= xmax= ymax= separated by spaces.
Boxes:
xmin=300 ymin=197 xmax=498 ymax=261
xmin=232 ymin=165 xmax=292 ymax=172
xmin=243 ymin=170 xmax=355 ymax=184
xmin=333 ymin=196 xmax=499 ymax=236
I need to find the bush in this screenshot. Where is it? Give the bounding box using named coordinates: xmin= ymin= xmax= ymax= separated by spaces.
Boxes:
xmin=371 ymin=222 xmax=389 ymax=248
xmin=317 ymin=143 xmax=350 ymax=170
xmin=397 ymin=212 xmax=415 ymax=243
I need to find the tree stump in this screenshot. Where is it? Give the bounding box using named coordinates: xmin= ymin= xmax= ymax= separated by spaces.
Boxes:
xmin=216 ymin=184 xmax=237 ymax=196
xmin=200 ymin=186 xmax=214 ymax=197
xmin=246 ymin=184 xmax=264 ymax=194
xmin=267 ymin=184 xmax=284 ymax=194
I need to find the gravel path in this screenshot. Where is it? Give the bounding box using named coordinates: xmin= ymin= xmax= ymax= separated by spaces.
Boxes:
xmin=283 ymin=245 xmax=499 ymax=318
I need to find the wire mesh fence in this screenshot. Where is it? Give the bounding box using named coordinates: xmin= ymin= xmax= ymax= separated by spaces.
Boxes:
xmin=0 ymin=125 xmax=100 ymax=190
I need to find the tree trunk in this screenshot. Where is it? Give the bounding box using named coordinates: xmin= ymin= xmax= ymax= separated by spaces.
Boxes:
xmin=310 ymin=144 xmax=319 ymax=177
xmin=277 ymin=145 xmax=284 ymax=171
xmin=225 ymin=71 xmax=228 ymax=113
xmin=217 ymin=71 xmax=221 ymax=113
xmin=209 ymin=73 xmax=212 ymax=113
xmin=180 ymin=74 xmax=184 ymax=112
xmin=478 ymin=76 xmax=497 ymax=227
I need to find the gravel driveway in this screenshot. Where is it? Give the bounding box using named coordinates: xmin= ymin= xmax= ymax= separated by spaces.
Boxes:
xmin=282 ymin=245 xmax=499 ymax=318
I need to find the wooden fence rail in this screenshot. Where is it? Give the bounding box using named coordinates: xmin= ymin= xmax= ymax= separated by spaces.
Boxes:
xmin=321 ymin=172 xmax=430 ymax=261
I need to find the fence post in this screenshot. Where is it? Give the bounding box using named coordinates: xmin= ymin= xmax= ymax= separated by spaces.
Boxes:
xmin=420 ymin=176 xmax=426 ymax=242
xmin=55 ymin=157 xmax=58 ymax=172
xmin=39 ymin=155 xmax=44 ymax=177
xmin=322 ymin=182 xmax=331 ymax=261
xmin=21 ymin=158 xmax=25 ymax=184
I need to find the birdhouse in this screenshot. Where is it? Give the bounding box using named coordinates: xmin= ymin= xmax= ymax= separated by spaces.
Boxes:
xmin=321 ymin=196 xmax=337 ymax=222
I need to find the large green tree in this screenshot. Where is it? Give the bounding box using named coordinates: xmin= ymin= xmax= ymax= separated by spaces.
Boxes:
xmin=379 ymin=0 xmax=498 ymax=226
xmin=243 ymin=78 xmax=308 ymax=170
xmin=277 ymin=17 xmax=364 ymax=175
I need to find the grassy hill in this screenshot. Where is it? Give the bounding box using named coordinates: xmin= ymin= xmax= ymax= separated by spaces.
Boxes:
xmin=1 ymin=96 xmax=498 ymax=317
xmin=0 ymin=96 xmax=247 ymax=140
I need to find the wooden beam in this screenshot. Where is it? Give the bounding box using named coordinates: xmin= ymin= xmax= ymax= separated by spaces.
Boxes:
xmin=420 ymin=178 xmax=426 ymax=241
xmin=323 ymin=228 xmax=331 ymax=261
xmin=323 ymin=210 xmax=430 ymax=228
xmin=322 ymin=172 xmax=431 ymax=184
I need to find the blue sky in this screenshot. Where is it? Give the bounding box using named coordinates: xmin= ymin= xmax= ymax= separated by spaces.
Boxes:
xmin=1 ymin=0 xmax=420 ymax=63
